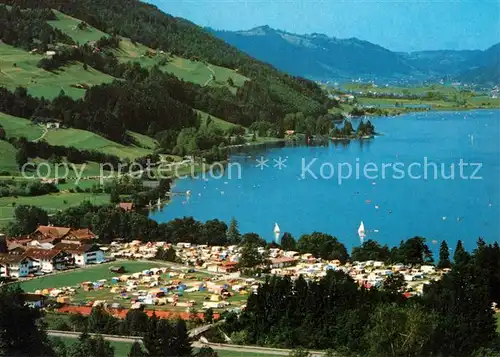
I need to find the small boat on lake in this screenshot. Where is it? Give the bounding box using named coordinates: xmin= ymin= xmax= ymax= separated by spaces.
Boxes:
xmin=274 ymin=222 xmax=281 ymax=243
xmin=358 ymin=221 xmax=366 ymax=242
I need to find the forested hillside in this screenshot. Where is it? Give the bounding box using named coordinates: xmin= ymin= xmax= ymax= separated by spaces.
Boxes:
xmin=456 ymin=44 xmax=500 ymax=86
xmin=210 ymin=25 xmax=500 ymax=85
xmin=3 ymin=0 xmax=329 ymax=115
xmin=211 ymin=26 xmax=413 ymax=80
xmin=0 ymin=0 xmax=336 ymax=165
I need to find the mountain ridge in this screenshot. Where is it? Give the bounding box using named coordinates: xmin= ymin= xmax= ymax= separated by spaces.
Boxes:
xmin=209 ymin=25 xmax=500 ymax=85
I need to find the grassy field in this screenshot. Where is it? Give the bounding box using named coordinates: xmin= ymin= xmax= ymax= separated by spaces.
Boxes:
xmin=0 ymin=112 xmax=45 ymax=140
xmin=0 ymin=140 xmax=18 ymax=173
xmin=68 ymin=284 xmax=248 ymax=314
xmin=0 ymin=42 xmax=114 ymax=99
xmin=52 ymin=337 xmax=282 ymax=357
xmin=128 ymin=131 xmax=158 ymax=150
xmin=0 ymin=159 xmax=111 ymax=179
xmin=358 ymin=96 xmax=499 ymax=111
xmin=196 ymin=110 xmax=241 ymax=131
xmin=343 ymin=82 xmax=464 ymax=96
xmin=19 ymin=259 xmax=248 ymax=313
xmin=0 ymin=111 xmax=156 ymax=160
xmin=43 ymin=128 xmax=153 ymax=159
xmin=20 ymin=261 xmax=160 ymax=292
xmin=0 ymin=192 xmax=109 ymax=222
xmin=26 ymin=160 xmax=112 ymax=178
xmin=115 ymin=38 xmax=248 ymax=92
xmin=47 ymin=10 xmax=109 ymax=44
xmin=50 ymin=337 xmax=133 ymax=357
xmin=469 ymin=95 xmax=500 ymax=107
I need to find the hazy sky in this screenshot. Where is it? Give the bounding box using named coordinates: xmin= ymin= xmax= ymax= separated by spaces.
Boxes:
xmin=149 ymin=0 xmax=499 ymax=52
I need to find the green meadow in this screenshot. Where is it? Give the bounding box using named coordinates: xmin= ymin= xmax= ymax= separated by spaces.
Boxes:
xmin=128 ymin=131 xmax=158 ymax=150
xmin=47 ymin=10 xmax=110 ymax=44
xmin=342 ymin=82 xmax=464 ymax=96
xmin=196 ymin=109 xmax=241 ymax=131
xmin=0 ymin=192 xmax=110 ymax=222
xmin=0 ymin=112 xmax=157 ymax=160
xmin=19 ymin=261 xmax=162 ymax=291
xmin=43 ymin=128 xmax=153 ymax=160
xmin=0 ymin=42 xmax=114 ymax=99
xmin=0 ymin=112 xmax=45 ymax=140
xmin=0 ymin=140 xmax=18 ymax=173
xmin=114 ymin=38 xmax=249 ymax=91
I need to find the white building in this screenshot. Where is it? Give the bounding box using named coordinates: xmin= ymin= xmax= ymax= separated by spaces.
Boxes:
xmin=0 ymin=254 xmax=37 ymax=278
xmin=54 ymin=243 xmax=104 ymax=266
xmin=26 ymin=248 xmax=73 ymax=272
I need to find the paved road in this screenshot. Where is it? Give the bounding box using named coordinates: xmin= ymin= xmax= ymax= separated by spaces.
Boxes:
xmin=47 ymin=330 xmax=143 ymax=343
xmin=47 ymin=330 xmax=326 ymax=356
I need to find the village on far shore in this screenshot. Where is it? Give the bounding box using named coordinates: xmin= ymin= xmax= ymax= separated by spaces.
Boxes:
xmin=0 ymin=225 xmax=451 ymax=319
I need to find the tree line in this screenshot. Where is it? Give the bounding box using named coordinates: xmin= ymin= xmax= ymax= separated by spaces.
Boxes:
xmin=0 ymin=2 xmax=339 ymax=164
xmin=223 ymin=239 xmax=500 ymax=357
xmin=0 ymin=5 xmax=73 ymax=50
xmin=7 ymin=135 xmax=122 ymax=169
xmin=6 ymin=202 xmax=488 ymax=273
xmin=3 ymin=0 xmax=332 ymax=122
xmin=0 ymin=285 xmax=218 ymax=357
xmin=0 ymin=178 xmax=58 ymax=198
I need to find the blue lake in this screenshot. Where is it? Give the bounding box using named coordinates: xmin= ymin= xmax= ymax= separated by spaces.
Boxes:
xmin=151 ymin=110 xmax=500 ymax=254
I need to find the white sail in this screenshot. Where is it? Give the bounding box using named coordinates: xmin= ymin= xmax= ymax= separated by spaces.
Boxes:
xmin=274 ymin=223 xmax=281 ymax=243
xmin=358 ymin=221 xmax=366 ymax=239
xmin=274 ymin=222 xmax=280 ymax=234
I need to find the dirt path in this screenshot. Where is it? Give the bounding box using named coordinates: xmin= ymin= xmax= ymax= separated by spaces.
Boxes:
xmin=32 ymin=124 xmax=48 ymax=142
xmin=203 ymin=65 xmax=215 ymax=87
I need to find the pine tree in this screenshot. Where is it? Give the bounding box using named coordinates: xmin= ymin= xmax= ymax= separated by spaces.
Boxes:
xmin=197 ymin=346 xmax=218 ymax=357
xmin=128 ymin=341 xmax=145 ymax=357
xmin=226 ymin=217 xmax=241 ymax=245
xmin=164 ymin=246 xmax=177 ymax=262
xmin=174 ymin=319 xmax=192 ymax=357
xmin=143 ymin=313 xmax=161 ymax=357
xmin=453 ymin=239 xmax=470 ymax=267
xmin=87 ymin=306 xmax=110 ymax=333
xmin=110 ymin=188 xmax=120 ymax=205
xmin=0 ymin=235 xmax=7 ymax=254
xmin=437 ymin=241 xmax=451 ymax=269
xmin=93 ymin=335 xmax=115 ymax=357
xmin=156 ymin=319 xmax=176 ymax=357
xmin=204 ymin=308 xmax=214 ymax=324
xmin=280 ymin=232 xmax=296 ymax=251
xmin=0 ymin=285 xmax=55 ymax=357
xmin=15 ymin=146 xmax=28 ymax=168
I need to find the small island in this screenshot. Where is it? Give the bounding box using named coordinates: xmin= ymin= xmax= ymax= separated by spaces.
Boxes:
xmin=331 ymin=118 xmax=377 ymax=140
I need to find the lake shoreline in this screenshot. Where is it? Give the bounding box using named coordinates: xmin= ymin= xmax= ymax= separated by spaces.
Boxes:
xmin=151 ymin=109 xmax=500 ymax=253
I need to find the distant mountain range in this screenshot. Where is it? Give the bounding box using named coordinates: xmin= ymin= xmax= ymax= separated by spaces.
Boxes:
xmin=209 ymin=26 xmax=500 ymax=85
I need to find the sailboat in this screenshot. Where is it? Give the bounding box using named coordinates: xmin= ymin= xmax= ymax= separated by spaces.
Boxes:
xmin=274 ymin=222 xmax=281 ymax=243
xmin=358 ymin=221 xmax=366 ymax=242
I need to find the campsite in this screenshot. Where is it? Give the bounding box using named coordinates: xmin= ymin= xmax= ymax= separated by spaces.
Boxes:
xmin=20 ymin=260 xmax=250 ymax=316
